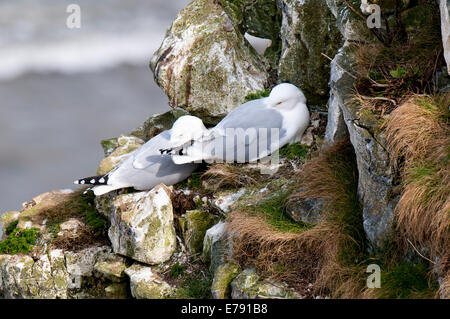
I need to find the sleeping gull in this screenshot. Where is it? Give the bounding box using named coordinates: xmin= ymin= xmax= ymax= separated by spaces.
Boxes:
xmin=161 ymin=83 xmax=310 ymax=164
xmin=74 ymin=115 xmax=205 ymax=196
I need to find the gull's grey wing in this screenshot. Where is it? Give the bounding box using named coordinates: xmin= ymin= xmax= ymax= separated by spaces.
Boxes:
xmin=132 ymin=130 xmax=172 ymax=169
xmin=108 ymin=129 xmax=198 ymax=190
xmin=214 ymin=98 xmax=286 ymax=138
xmin=198 ymin=99 xmax=286 ymax=162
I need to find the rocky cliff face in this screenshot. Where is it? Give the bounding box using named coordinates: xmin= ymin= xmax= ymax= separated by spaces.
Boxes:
xmin=1 ymin=0 xmax=448 ymax=299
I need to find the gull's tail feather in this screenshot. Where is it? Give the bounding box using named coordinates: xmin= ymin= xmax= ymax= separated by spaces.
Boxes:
xmin=74 ymin=174 xmax=109 ymax=186
xmin=172 ymin=155 xmax=203 ymax=165
xmin=92 ymin=185 xmax=122 ymax=196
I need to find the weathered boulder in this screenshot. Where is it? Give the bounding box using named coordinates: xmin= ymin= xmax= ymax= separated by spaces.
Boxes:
xmin=0 ymin=246 xmax=123 ymax=299
xmin=97 ymin=135 xmax=144 ymax=175
xmin=181 ymin=210 xmax=220 ymax=255
xmin=150 ymin=0 xmax=269 ymax=125
xmin=278 ymin=0 xmax=342 ymax=108
xmin=440 ymin=0 xmax=450 ymax=75
xmin=125 ymin=263 xmax=176 ymax=299
xmin=202 ymin=221 xmax=232 ymax=273
xmin=108 ymin=184 xmax=177 ymax=265
xmin=230 ymin=268 xmax=300 ymax=299
xmin=211 ymin=262 xmax=241 ymax=299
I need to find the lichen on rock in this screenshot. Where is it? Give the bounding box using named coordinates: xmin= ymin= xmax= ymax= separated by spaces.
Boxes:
xmin=230 ymin=268 xmax=300 ymax=299
xmin=278 ymin=0 xmax=343 ymax=109
xmin=125 ymin=263 xmax=176 ymax=299
xmin=108 ymin=184 xmax=177 ymax=265
xmin=182 ymin=210 xmax=220 ymax=255
xmin=211 ymin=262 xmax=241 ymax=299
xmin=150 ymin=0 xmax=269 ymax=124
xmin=97 ymin=135 xmax=144 ymax=175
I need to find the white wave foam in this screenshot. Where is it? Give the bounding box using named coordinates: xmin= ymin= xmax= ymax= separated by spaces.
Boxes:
xmin=0 ymin=31 xmax=164 ymax=81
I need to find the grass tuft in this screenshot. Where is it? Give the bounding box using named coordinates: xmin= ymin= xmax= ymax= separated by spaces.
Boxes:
xmin=384 ymin=95 xmax=450 ymax=257
xmin=227 ymin=139 xmax=366 ymax=297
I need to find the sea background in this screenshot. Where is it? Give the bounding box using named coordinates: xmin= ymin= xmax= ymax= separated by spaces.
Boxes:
xmin=0 ymin=0 xmax=191 ymax=237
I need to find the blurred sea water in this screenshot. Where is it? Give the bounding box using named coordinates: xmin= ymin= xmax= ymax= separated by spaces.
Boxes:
xmin=0 ymin=0 xmax=190 ymax=236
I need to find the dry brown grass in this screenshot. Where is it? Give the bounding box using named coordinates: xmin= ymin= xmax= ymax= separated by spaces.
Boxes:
xmin=352 ymin=4 xmax=443 ymax=116
xmin=226 ymin=139 xmax=368 ymax=297
xmin=384 ymin=94 xmax=450 ymax=257
xmin=202 ymin=163 xmax=259 ymax=190
xmin=26 ymin=189 xmax=110 ymax=251
xmin=293 ymin=139 xmax=359 ymax=212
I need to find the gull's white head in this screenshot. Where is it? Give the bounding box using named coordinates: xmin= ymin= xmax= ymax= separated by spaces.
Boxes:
xmin=268 ymin=83 xmax=307 ymax=110
xmin=170 ymin=115 xmax=208 ymax=146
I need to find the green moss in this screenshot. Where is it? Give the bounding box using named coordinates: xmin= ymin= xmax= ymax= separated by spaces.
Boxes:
xmin=169 ymin=262 xmax=187 ymax=279
xmin=279 ymin=142 xmax=309 ymax=160
xmin=376 ymin=261 xmax=438 ymax=299
xmin=244 ymin=88 xmax=270 ymax=102
xmin=85 ymin=210 xmax=108 ymax=236
xmin=5 ymin=220 xmax=18 ymax=236
xmin=176 ymin=172 xmax=203 ymax=190
xmin=176 ymin=271 xmax=213 ymax=299
xmin=184 ymin=210 xmax=220 ymax=254
xmin=211 ymin=263 xmax=241 ymax=298
xmin=257 ymin=191 xmax=312 ymax=233
xmin=0 ymin=228 xmax=40 ymax=254
xmin=100 ymin=138 xmax=119 ymax=156
xmin=44 ymin=191 xmax=108 ymax=237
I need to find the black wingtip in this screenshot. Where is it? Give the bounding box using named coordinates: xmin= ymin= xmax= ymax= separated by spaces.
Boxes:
xmin=74 ymin=174 xmax=109 ymax=186
xmin=159 ymin=148 xmax=171 ymax=155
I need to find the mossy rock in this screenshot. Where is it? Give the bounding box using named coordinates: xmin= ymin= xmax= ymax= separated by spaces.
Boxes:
xmin=230 ymin=268 xmax=300 ymax=299
xmin=211 ymin=262 xmax=241 ymax=299
xmin=278 ymin=0 xmax=343 ymax=109
xmin=184 ymin=210 xmax=220 ymax=254
xmin=97 ymin=135 xmax=144 ymax=175
xmin=220 ymin=0 xmax=282 ymax=67
xmin=150 ymin=0 xmax=268 ymax=125
xmin=125 ymin=264 xmax=176 ymax=299
xmin=108 ymin=184 xmax=177 ymax=265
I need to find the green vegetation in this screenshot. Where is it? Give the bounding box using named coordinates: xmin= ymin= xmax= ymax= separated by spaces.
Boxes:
xmin=176 ymin=173 xmax=203 ymax=190
xmin=279 ymin=142 xmax=309 ymax=160
xmin=0 ymin=227 xmax=40 ymax=254
xmin=255 ymin=191 xmax=312 ymax=233
xmin=5 ymin=220 xmax=19 ymax=236
xmin=176 ymin=271 xmax=213 ymax=299
xmin=376 ymin=261 xmax=438 ymax=299
xmin=45 ymin=191 xmax=108 ymax=237
xmin=170 ymin=262 xmax=187 ymax=279
xmin=244 ymin=88 xmax=270 ymax=102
